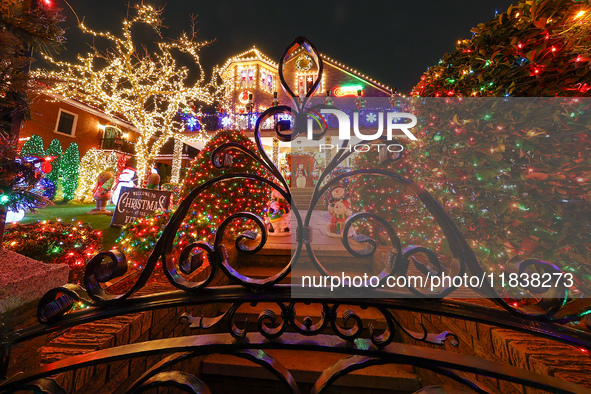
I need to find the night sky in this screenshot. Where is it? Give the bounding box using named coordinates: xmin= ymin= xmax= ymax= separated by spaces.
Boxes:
xmin=50 ymin=0 xmax=516 ymax=94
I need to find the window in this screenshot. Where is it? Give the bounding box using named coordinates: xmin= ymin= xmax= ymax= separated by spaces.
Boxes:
xmin=54 ymin=109 xmax=78 ymax=137
xmin=297 ymin=73 xmax=320 ymax=96
xmin=247 ymin=69 xmax=255 ymax=88
xmin=261 ymin=71 xmax=266 ymax=90
xmin=239 ymin=70 xmax=247 ymax=88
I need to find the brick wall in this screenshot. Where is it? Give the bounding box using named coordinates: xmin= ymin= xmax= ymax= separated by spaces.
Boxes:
xmin=20 ymin=95 xmax=136 ymax=157
xmin=34 ymin=260 xmax=232 ymax=393
xmin=367 ymin=248 xmax=591 ymax=392
xmin=391 ymin=304 xmax=591 ymax=393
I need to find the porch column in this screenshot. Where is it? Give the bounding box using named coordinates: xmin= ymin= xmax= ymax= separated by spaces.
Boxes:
xmin=324 ymin=135 xmax=332 ymax=165
xmin=272 ymin=136 xmax=279 ymax=164
xmin=171 ymin=136 xmax=183 ymax=184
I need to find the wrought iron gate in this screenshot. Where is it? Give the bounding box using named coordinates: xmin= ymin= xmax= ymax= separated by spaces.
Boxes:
xmin=1 ymin=37 xmax=590 ymax=394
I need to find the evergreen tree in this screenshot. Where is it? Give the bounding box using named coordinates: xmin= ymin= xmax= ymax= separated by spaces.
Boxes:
xmin=117 ymin=130 xmax=271 ymax=268
xmin=0 ymin=0 xmax=64 ymax=132
xmin=412 ymin=0 xmax=591 ymax=97
xmin=352 ymin=0 xmax=591 ymax=295
xmin=20 ymin=134 xmax=44 ymax=158
xmin=44 ymin=138 xmax=62 ymax=192
xmin=60 ymin=143 xmax=79 ymax=201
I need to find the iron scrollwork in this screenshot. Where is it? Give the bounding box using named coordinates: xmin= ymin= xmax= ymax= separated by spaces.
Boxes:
xmin=1 ymin=36 xmax=591 ymax=394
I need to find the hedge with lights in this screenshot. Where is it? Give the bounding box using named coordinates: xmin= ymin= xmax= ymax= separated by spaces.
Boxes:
xmin=412 ymin=0 xmax=591 ymax=97
xmin=3 ymin=220 xmax=102 ymax=283
xmin=60 ymin=143 xmax=79 ymax=201
xmin=20 ymin=134 xmax=44 ymax=158
xmin=351 ymin=0 xmax=591 ymax=295
xmin=117 ymin=130 xmax=271 ymax=268
xmin=44 ymin=138 xmax=62 ymax=197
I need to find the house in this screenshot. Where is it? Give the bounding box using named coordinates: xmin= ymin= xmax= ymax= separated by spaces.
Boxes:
xmin=17 ymin=46 xmax=392 ymax=184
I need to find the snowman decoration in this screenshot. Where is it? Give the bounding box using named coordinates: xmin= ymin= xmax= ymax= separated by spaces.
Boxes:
xmin=295 ymin=163 xmax=307 ymax=188
xmin=111 ymin=167 xmax=137 ymax=206
xmin=326 ymin=185 xmax=353 ymax=238
xmin=267 ymin=189 xmax=291 ymax=236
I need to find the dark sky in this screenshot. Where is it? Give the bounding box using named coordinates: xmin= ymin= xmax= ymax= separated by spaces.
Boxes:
xmin=50 ymin=0 xmax=516 ymax=94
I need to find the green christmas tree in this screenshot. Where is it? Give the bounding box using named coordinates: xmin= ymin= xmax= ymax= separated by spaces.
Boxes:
xmin=44 ymin=138 xmax=62 ymax=193
xmin=60 ymin=143 xmax=79 ymax=201
xmin=117 ymin=130 xmax=271 ymax=268
xmin=20 ymin=134 xmax=44 ymax=158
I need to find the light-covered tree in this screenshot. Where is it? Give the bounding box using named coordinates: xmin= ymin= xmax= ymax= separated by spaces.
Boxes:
xmin=38 ymin=4 xmax=222 ymax=179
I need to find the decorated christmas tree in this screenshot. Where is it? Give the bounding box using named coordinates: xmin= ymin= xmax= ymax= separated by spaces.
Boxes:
xmin=117 ymin=130 xmax=271 ymax=268
xmin=75 ymin=148 xmax=118 ymax=202
xmin=60 ymin=143 xmax=79 ymax=201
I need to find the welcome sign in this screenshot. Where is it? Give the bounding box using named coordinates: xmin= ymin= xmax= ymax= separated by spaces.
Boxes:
xmin=110 ymin=187 xmax=172 ymax=227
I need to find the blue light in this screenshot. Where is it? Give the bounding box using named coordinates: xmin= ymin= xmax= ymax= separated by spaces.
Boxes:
xmin=187 ymin=116 xmax=198 ymax=130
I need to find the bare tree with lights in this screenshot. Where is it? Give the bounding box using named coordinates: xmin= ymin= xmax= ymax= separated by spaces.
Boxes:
xmin=38 ymin=4 xmax=223 ymax=180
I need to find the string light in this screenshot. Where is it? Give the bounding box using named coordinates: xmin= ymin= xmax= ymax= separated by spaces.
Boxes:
xmin=75 ymin=148 xmax=120 ymax=201
xmin=117 ymin=130 xmax=271 ymax=269
xmin=35 ymin=4 xmax=221 ymax=181
xmin=3 ymin=220 xmax=101 ymax=283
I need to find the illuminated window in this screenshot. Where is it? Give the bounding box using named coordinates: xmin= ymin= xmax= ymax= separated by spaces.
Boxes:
xmin=240 ymin=70 xmax=247 ymax=88
xmin=261 ymin=71 xmax=267 ymax=90
xmin=297 ymin=73 xmax=319 ymax=96
xmin=54 ymin=109 xmax=77 ymax=137
xmin=248 ymin=69 xmax=255 ymax=88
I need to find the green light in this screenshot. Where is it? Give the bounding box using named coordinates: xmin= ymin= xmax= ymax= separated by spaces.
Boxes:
xmin=340 ymin=85 xmax=363 ymax=93
xmin=0 ymin=195 xmax=9 ymax=204
xmin=434 ymin=134 xmax=442 ymax=142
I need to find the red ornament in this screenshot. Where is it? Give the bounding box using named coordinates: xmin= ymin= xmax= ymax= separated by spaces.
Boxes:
xmin=41 ymin=161 xmax=52 ymax=174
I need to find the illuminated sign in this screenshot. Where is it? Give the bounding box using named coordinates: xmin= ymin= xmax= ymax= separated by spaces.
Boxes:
xmin=238 ymin=90 xmax=252 ymax=104
xmin=332 ymin=85 xmax=364 ymax=97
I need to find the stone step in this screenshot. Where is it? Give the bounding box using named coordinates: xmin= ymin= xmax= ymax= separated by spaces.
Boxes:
xmin=202 ymin=349 xmax=421 ymax=394
xmin=237 ymin=240 xmax=374 ymax=269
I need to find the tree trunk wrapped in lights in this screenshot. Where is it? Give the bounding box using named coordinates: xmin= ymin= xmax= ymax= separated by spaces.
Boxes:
xmin=36 ymin=3 xmax=223 ymax=180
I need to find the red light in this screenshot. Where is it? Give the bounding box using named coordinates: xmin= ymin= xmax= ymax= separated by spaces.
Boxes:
xmin=42 ymin=0 xmax=52 ymax=6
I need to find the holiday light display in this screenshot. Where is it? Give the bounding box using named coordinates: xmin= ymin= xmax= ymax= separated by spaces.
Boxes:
xmin=117 ymin=130 xmax=270 ymax=268
xmin=76 ymin=149 xmax=118 ymax=202
xmin=20 ymin=134 xmax=44 ymax=158
xmin=44 ymin=139 xmax=62 ymax=198
xmin=366 ymin=0 xmax=591 ymax=293
xmin=60 ymin=143 xmax=79 ymax=201
xmin=0 ymin=134 xmax=49 ymax=212
xmin=3 ymin=220 xmax=102 ymax=283
xmin=36 ymin=4 xmax=223 ymax=180
xmin=412 ymin=0 xmax=591 ymax=97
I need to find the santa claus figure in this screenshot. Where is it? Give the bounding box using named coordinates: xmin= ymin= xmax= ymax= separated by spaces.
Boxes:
xmin=267 ymin=189 xmax=291 ymax=236
xmin=295 ymin=163 xmax=307 ymax=188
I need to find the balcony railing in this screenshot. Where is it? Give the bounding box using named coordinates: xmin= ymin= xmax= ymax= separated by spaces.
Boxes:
xmin=100 ymin=137 xmax=135 ymax=154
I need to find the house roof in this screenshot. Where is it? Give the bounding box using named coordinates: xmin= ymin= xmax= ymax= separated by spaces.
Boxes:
xmin=221 ymin=47 xmax=392 ymax=94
